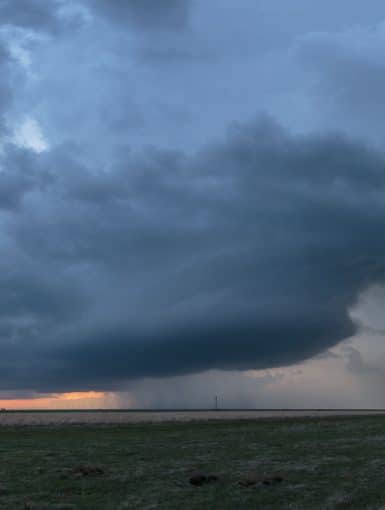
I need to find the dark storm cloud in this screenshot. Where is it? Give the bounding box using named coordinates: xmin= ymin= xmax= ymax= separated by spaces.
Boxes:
xmin=0 ymin=146 xmax=50 ymax=209
xmin=1 ymin=118 xmax=385 ymax=391
xmin=2 ymin=0 xmax=385 ymax=396
xmin=88 ymin=0 xmax=190 ymax=31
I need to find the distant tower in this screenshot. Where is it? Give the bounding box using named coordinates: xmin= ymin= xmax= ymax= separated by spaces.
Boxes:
xmin=215 ymin=395 xmax=219 ymax=410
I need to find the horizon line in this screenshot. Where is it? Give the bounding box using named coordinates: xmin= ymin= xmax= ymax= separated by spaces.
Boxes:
xmin=2 ymin=408 xmax=385 ymax=413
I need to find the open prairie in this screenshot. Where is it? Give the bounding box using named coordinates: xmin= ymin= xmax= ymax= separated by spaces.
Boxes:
xmin=1 ymin=415 xmax=385 ymax=509
xmin=1 ymin=409 xmax=385 ymax=426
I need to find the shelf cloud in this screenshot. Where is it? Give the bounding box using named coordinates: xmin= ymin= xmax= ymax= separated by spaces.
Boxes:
xmin=1 ymin=118 xmax=385 ymax=391
xmin=1 ymin=0 xmax=385 ymax=396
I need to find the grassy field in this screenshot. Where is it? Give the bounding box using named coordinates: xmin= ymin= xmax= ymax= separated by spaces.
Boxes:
xmin=1 ymin=416 xmax=385 ymax=509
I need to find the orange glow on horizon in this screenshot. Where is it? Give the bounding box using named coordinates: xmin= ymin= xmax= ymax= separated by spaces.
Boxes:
xmin=0 ymin=391 xmax=118 ymax=410
xmin=57 ymin=391 xmax=106 ymax=401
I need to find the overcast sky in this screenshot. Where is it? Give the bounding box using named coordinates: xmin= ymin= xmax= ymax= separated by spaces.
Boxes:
xmin=1 ymin=0 xmax=385 ymax=408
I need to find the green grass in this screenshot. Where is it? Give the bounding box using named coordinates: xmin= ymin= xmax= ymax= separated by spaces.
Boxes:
xmin=1 ymin=416 xmax=385 ymax=509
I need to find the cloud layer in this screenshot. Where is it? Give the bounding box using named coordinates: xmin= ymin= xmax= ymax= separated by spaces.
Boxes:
xmin=1 ymin=118 xmax=385 ymax=391
xmin=1 ymin=1 xmax=385 ymax=395
xmin=88 ymin=0 xmax=190 ymax=30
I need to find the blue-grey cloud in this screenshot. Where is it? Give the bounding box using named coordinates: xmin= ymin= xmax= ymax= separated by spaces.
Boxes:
xmin=1 ymin=0 xmax=385 ymax=395
xmin=0 ymin=118 xmax=384 ymax=391
xmin=0 ymin=0 xmax=81 ymax=33
xmin=296 ymin=24 xmax=385 ymax=146
xmin=87 ymin=0 xmax=190 ymax=31
xmin=0 ymin=42 xmax=11 ymax=133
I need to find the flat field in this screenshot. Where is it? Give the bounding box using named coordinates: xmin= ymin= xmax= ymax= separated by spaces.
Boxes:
xmin=1 ymin=409 xmax=385 ymax=426
xmin=1 ymin=415 xmax=385 ymax=509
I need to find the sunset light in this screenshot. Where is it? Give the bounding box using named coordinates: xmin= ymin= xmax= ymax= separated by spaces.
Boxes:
xmin=0 ymin=392 xmax=117 ymax=410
